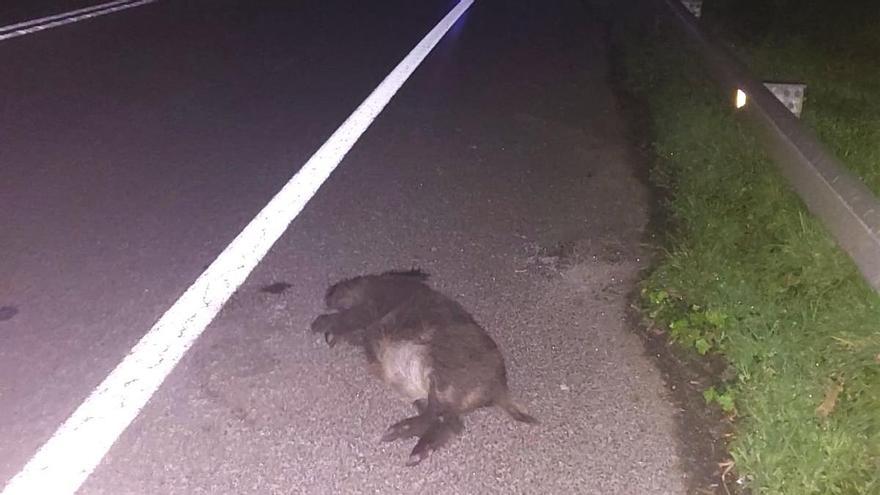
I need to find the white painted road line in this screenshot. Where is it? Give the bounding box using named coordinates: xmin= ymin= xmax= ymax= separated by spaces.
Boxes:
xmin=0 ymin=1 xmax=474 ymax=494
xmin=0 ymin=0 xmax=160 ymax=42
xmin=0 ymin=0 xmax=138 ymax=33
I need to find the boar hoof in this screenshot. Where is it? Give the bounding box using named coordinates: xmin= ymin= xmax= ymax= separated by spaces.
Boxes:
xmin=405 ymin=451 xmax=429 ymax=467
xmin=382 ymin=415 xmax=432 ymax=442
xmin=310 ymin=314 xmax=334 ymax=334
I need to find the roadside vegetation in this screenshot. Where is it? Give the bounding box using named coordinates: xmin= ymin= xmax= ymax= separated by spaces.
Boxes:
xmin=612 ymin=0 xmax=880 ymax=492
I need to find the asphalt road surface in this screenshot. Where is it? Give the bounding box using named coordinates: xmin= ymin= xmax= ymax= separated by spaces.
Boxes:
xmin=1 ymin=1 xmax=688 ymax=493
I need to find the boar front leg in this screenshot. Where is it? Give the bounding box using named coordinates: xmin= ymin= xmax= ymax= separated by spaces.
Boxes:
xmin=309 ymin=305 xmax=376 ymax=347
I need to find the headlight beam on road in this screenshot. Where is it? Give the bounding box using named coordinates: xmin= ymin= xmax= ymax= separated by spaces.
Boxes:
xmin=0 ymin=1 xmax=475 ymax=494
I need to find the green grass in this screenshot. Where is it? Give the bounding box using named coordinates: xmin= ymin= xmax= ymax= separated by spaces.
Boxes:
xmin=616 ymin=2 xmax=880 ymax=493
xmin=705 ymin=0 xmax=880 ymax=195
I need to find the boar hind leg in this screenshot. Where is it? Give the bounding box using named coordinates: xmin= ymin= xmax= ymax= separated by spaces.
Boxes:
xmin=381 ymin=398 xmax=434 ymax=442
xmin=381 ymin=413 xmax=433 ymax=442
xmin=406 ymin=413 xmax=464 ymax=467
xmin=383 ymin=384 xmax=464 ymax=465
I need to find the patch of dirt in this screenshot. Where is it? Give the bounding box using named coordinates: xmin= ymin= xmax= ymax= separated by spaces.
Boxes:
xmin=628 ymin=305 xmax=741 ymax=494
xmin=521 ymin=236 xmax=642 ymax=278
xmin=530 ymin=232 xmax=739 ymax=493
xmin=597 ymin=2 xmax=746 ymax=492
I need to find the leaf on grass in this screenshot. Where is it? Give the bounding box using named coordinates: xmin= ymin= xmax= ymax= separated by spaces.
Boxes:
xmin=830 ymin=335 xmax=856 ymax=349
xmin=816 ymin=380 xmax=844 ymax=419
xmin=695 ymin=338 xmax=711 ymax=355
xmin=717 ymin=394 xmax=735 ymax=413
xmin=703 ymin=386 xmax=718 ymax=403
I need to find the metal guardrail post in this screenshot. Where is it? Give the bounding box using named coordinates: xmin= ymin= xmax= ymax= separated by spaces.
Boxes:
xmin=660 ymin=0 xmax=880 ymax=291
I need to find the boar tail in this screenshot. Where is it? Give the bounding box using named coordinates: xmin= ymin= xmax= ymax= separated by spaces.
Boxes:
xmin=496 ymin=393 xmax=538 ymax=424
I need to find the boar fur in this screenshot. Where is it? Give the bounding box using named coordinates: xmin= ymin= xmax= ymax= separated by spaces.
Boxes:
xmin=310 ymin=269 xmax=536 ymax=466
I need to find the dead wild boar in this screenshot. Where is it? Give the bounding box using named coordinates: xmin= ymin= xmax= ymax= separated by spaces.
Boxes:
xmin=310 ymin=269 xmax=537 ymax=466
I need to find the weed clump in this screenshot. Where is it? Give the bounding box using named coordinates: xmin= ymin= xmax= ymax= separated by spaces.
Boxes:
xmin=622 ymin=1 xmax=880 ymax=492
